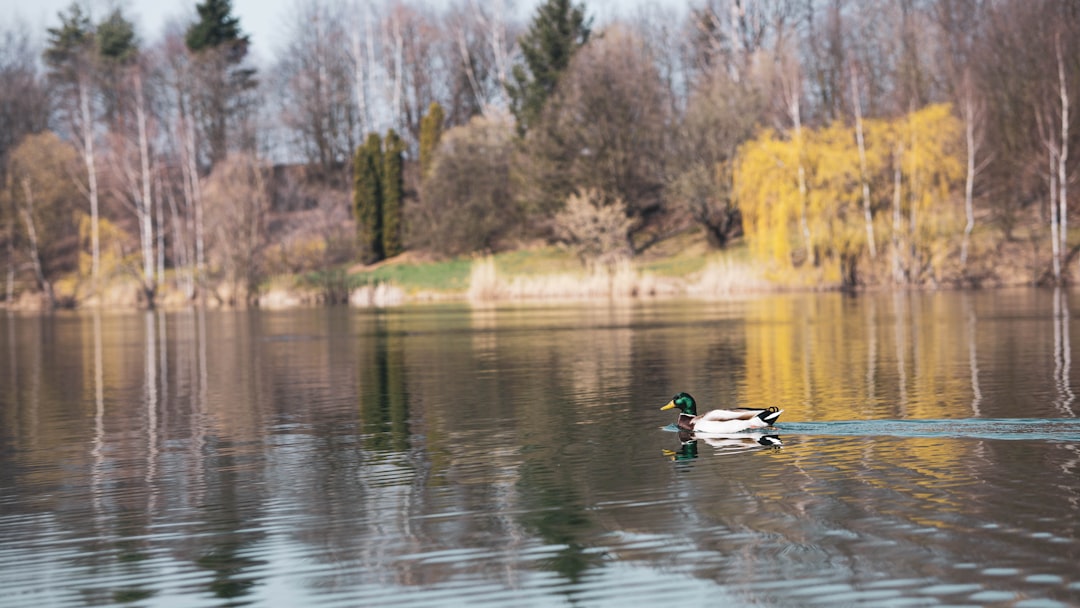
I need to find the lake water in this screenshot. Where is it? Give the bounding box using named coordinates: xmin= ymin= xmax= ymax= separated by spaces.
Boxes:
xmin=2 ymin=290 xmax=1079 ymax=607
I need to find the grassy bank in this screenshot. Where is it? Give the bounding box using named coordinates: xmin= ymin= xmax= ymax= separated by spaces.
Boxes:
xmin=341 ymin=236 xmax=773 ymax=304
xmin=4 ymin=223 xmax=1065 ymax=311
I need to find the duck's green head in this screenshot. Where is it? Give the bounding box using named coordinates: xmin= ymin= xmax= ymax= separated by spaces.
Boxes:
xmin=661 ymin=392 xmax=697 ymax=415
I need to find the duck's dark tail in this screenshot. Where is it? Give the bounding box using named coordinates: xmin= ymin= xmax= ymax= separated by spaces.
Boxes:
xmin=757 ymin=407 xmax=783 ymax=425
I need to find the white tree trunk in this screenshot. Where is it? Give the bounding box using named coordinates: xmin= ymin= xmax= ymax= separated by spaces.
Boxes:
xmin=79 ymin=76 xmax=101 ymax=294
xmin=184 ymin=114 xmax=206 ymax=288
xmin=480 ymin=0 xmax=510 ymax=103
xmin=1050 ymin=150 xmax=1061 ymax=283
xmin=892 ymin=142 xmax=905 ymax=283
xmin=389 ymin=12 xmax=404 ymax=130
xmin=961 ymin=89 xmax=976 ymax=268
xmin=135 ymin=69 xmax=156 ymax=301
xmin=351 ymin=25 xmax=370 ymax=137
xmin=1057 ymin=34 xmax=1070 ymax=276
xmin=18 ymin=178 xmax=53 ymax=308
xmin=850 ymin=65 xmax=876 ymax=259
xmin=456 ymin=24 xmax=486 ymax=113
xmin=781 ymin=55 xmax=812 ymax=263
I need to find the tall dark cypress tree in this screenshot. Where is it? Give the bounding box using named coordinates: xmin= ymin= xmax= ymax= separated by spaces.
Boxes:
xmin=382 ymin=129 xmax=404 ymax=258
xmin=506 ymin=0 xmax=591 ymax=136
xmin=353 ymin=133 xmax=383 ymax=262
xmin=418 ymin=102 xmax=444 ymax=180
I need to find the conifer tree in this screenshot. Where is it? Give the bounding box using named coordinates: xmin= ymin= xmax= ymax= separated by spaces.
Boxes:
xmin=418 ymin=102 xmax=444 ymax=180
xmin=506 ymin=0 xmax=591 ymax=136
xmin=353 ymin=133 xmax=383 ymax=262
xmin=382 ymin=129 xmax=404 ymax=258
xmin=186 ymin=0 xmax=247 ymax=56
xmin=185 ymin=0 xmax=255 ymax=167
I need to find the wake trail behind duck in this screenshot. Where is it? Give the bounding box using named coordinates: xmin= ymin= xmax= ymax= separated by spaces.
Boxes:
xmin=776 ymin=418 xmax=1080 ymax=442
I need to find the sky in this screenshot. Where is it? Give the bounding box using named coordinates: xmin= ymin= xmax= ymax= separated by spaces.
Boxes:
xmin=1 ymin=0 xmax=674 ymax=65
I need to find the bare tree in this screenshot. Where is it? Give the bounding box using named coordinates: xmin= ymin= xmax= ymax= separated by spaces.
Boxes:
xmin=202 ymin=153 xmax=269 ymax=303
xmin=0 ymin=25 xmax=49 ymax=171
xmin=108 ymin=62 xmax=159 ymax=305
xmin=444 ymin=0 xmax=518 ymax=120
xmin=1035 ymin=28 xmax=1073 ymax=284
xmin=671 ymin=67 xmax=763 ymax=248
xmin=959 ymin=69 xmax=988 ymax=269
xmin=158 ymin=24 xmax=205 ymax=298
xmin=276 ymin=0 xmax=360 ymax=173
xmin=410 ymin=114 xmax=515 ymax=256
xmin=383 ymin=2 xmax=443 ymax=146
xmin=553 ymin=188 xmax=633 ymax=266
xmin=0 ymin=25 xmax=50 ymax=302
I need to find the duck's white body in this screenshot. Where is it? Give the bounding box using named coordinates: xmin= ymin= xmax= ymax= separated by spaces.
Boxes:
xmin=675 ymin=408 xmax=784 ymax=434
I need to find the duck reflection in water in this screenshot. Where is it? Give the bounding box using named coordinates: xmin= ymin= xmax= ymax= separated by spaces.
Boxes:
xmin=663 ymin=430 xmax=782 ymax=460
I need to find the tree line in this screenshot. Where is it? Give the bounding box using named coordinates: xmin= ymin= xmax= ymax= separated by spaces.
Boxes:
xmin=1 ymin=0 xmax=1078 ymax=308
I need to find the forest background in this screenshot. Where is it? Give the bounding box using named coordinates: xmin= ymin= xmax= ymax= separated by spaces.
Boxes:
xmin=1 ymin=0 xmax=1078 ymax=309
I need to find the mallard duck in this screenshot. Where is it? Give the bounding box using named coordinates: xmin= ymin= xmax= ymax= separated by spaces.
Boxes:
xmin=661 ymin=392 xmax=782 ymax=434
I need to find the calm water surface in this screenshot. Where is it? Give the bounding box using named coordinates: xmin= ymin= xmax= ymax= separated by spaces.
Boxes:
xmin=2 ymin=290 xmax=1079 ymax=607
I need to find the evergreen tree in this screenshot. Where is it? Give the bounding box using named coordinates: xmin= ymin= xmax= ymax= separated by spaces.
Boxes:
xmin=185 ymin=0 xmax=256 ymax=167
xmin=186 ymin=0 xmax=247 ymax=58
xmin=506 ymin=0 xmax=591 ymax=136
xmin=418 ymin=102 xmax=445 ymax=180
xmin=44 ymin=3 xmax=94 ymax=80
xmin=96 ymin=9 xmax=138 ymax=124
xmin=353 ymin=133 xmax=383 ymax=262
xmin=382 ymin=129 xmax=405 ymax=258
xmin=97 ymin=9 xmax=136 ymax=63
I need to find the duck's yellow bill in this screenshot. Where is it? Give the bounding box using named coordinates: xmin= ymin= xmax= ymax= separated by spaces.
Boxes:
xmin=660 ymin=401 xmax=676 ymax=411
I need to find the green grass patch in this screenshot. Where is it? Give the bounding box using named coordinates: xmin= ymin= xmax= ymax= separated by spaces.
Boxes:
xmin=641 ymin=253 xmax=708 ymax=277
xmin=349 ymin=257 xmax=472 ymax=292
xmin=491 ymin=247 xmax=582 ymax=276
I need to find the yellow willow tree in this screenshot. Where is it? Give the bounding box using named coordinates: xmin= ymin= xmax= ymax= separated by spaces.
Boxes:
xmin=737 ymin=103 xmax=963 ymax=287
xmin=737 ymin=122 xmax=879 ymax=286
xmin=736 ymin=130 xmax=803 ymax=268
xmin=892 ymin=103 xmax=964 ymax=283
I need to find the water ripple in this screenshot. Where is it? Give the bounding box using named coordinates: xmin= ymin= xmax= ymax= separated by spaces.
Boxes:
xmin=778 ymin=418 xmax=1080 ymax=441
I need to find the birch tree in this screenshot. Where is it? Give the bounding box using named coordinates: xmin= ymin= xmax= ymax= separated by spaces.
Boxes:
xmin=958 ymin=70 xmax=987 ymax=269
xmin=45 ymin=5 xmax=102 ymax=294
xmin=99 ymin=9 xmax=160 ymax=306
xmin=445 ymin=0 xmax=517 ymax=120
xmin=1055 ymin=33 xmax=1069 ymax=279
xmin=276 ymin=0 xmax=359 ymax=172
xmin=1036 ymin=32 xmax=1071 ymax=285
xmin=850 ymin=64 xmax=876 ymax=259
